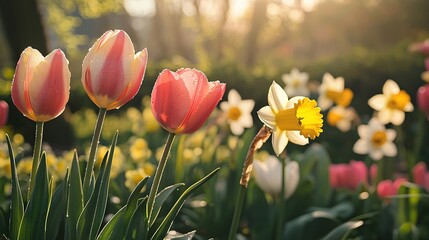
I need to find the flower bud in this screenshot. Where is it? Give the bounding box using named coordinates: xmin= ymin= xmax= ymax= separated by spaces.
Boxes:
xmin=151 ymin=68 xmax=225 ymax=134
xmin=82 ymin=30 xmax=148 ymax=110
xmin=11 ymin=47 xmax=70 ymax=122
xmin=0 ymin=100 xmax=8 ymax=127
xmin=417 ymin=84 xmax=429 ymax=117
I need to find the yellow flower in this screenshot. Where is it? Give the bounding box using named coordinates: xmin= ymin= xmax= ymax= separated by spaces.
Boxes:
xmin=129 ymin=138 xmax=152 ymax=162
xmin=282 ymin=68 xmax=310 ymax=97
xmin=258 ymin=82 xmax=323 ymax=155
xmin=17 ymin=157 xmax=33 ymax=176
xmin=142 ymin=107 xmax=160 ymax=133
xmin=368 ymin=80 xmax=413 ymax=126
xmin=125 ymin=163 xmax=155 ymax=191
xmin=327 ymin=106 xmax=356 ymax=132
xmin=318 ymin=73 xmax=353 ymax=110
xmin=0 ymin=157 xmax=11 ymax=178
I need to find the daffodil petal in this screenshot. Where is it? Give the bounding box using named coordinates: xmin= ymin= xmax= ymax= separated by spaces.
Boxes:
xmin=404 ymin=102 xmax=414 ymax=112
xmin=257 ymin=106 xmax=276 ymax=128
xmin=386 ymin=129 xmax=397 ymax=141
xmin=383 ymin=80 xmax=400 ymax=95
xmin=230 ymin=121 xmax=244 ymax=135
xmin=272 ymin=129 xmax=288 ymax=155
xmin=370 ymin=149 xmax=383 ymax=161
xmin=241 ymin=99 xmax=255 ymax=113
xmin=390 ymin=110 xmax=405 ymax=126
xmin=368 ymin=94 xmax=386 ymax=111
xmin=357 ymin=125 xmax=370 ymax=139
xmin=377 ymin=109 xmax=393 ymax=125
xmin=353 ymin=139 xmax=369 ymax=155
xmin=286 ymin=131 xmax=308 ymax=145
xmin=382 ymin=142 xmax=397 ymax=157
xmin=286 ymin=96 xmax=305 ymax=109
xmin=268 ymin=81 xmax=288 ymax=112
xmin=228 ymin=89 xmax=242 ymax=105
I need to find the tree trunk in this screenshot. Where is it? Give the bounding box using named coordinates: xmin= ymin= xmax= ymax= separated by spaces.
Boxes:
xmin=244 ymin=0 xmax=268 ymax=67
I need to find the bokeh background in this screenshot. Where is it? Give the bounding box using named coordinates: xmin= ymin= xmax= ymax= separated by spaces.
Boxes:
xmin=1 ymin=0 xmax=429 ymax=160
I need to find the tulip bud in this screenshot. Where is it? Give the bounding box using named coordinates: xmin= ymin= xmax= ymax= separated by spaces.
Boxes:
xmin=82 ymin=30 xmax=148 ymax=110
xmin=377 ymin=178 xmax=407 ymax=199
xmin=0 ymin=100 xmax=9 ymax=127
xmin=151 ymin=68 xmax=226 ymax=134
xmin=11 ymin=47 xmax=70 ymax=122
xmin=417 ymin=84 xmax=429 ymax=117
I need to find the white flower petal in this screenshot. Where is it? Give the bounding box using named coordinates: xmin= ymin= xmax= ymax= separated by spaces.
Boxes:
xmin=385 ymin=129 xmax=397 ymax=141
xmin=286 ymin=96 xmax=305 ymax=109
xmin=284 ymin=161 xmax=300 ymax=199
xmin=377 ymin=109 xmax=393 ymax=125
xmin=240 ymin=99 xmax=255 ymax=113
xmin=369 ymin=149 xmax=383 ymax=161
xmin=390 ymin=110 xmax=405 ymax=126
xmin=240 ymin=114 xmax=253 ymax=128
xmin=357 ymin=125 xmax=370 ymax=139
xmin=383 ymin=80 xmax=400 ymax=95
xmin=257 ymin=106 xmax=276 ymax=128
xmin=286 ymin=131 xmax=308 ymax=145
xmin=353 ymin=139 xmax=369 ymax=155
xmin=268 ymin=81 xmax=288 ymax=112
xmin=382 ymin=142 xmax=397 ymax=157
xmin=368 ymin=94 xmax=386 ymax=111
xmin=219 ymin=101 xmax=230 ymax=112
xmin=228 ymin=89 xmax=241 ymax=105
xmin=404 ymin=102 xmax=414 ymax=112
xmin=230 ymin=121 xmax=244 ymax=135
xmin=272 ymin=129 xmax=288 ymax=155
xmin=317 ymin=96 xmax=333 ymax=111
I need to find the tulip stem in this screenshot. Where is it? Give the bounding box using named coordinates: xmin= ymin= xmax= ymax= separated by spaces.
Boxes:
xmin=228 ymin=126 xmax=272 ymax=240
xmin=146 ymin=132 xmax=176 ymax=223
xmin=29 ymin=121 xmax=44 ymax=197
xmin=276 ymin=157 xmax=286 ymax=240
xmin=83 ymin=107 xmax=107 ymax=202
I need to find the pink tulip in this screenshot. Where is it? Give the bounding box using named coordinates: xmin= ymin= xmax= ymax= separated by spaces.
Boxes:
xmin=151 ymin=68 xmax=226 ymax=134
xmin=417 ymin=84 xmax=429 ymax=117
xmin=11 ymin=47 xmax=70 ymax=122
xmin=329 ymin=160 xmax=368 ymax=190
xmin=0 ymin=100 xmax=8 ymax=127
xmin=82 ymin=30 xmax=148 ymax=110
xmin=412 ymin=162 xmax=429 ymax=191
xmin=409 ymin=39 xmax=429 ymax=55
xmin=370 ymin=164 xmax=378 ymax=183
xmin=425 ymin=58 xmax=429 ymax=71
xmin=377 ymin=178 xmax=407 ymax=199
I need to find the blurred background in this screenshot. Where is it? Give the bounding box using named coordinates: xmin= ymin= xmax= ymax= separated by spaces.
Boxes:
xmin=1 ymin=0 xmax=429 ymax=160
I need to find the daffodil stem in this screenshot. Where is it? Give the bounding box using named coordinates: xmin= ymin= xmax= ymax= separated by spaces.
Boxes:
xmin=229 ymin=126 xmax=272 ymax=240
xmin=146 ymin=132 xmax=176 ymax=223
xmin=29 ymin=121 xmax=44 ymax=197
xmin=276 ymin=157 xmax=286 ymax=240
xmin=228 ymin=185 xmax=246 ymax=240
xmin=83 ymin=107 xmax=107 ymax=202
xmin=410 ymin=113 xmax=426 ymax=180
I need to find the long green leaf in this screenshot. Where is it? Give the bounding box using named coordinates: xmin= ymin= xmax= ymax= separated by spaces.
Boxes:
xmin=46 ymin=182 xmax=65 ymax=240
xmin=96 ymin=206 xmax=126 ymax=240
xmin=77 ymin=132 xmax=118 ymax=240
xmin=122 ymin=177 xmax=149 ymax=235
xmin=284 ymin=211 xmax=339 ymax=240
xmin=150 ymin=183 xmax=185 ymax=227
xmin=321 ymin=220 xmax=364 ymax=240
xmin=125 ymin=197 xmax=148 ymax=240
xmin=18 ymin=153 xmax=50 ymax=240
xmin=151 ymin=167 xmax=220 ymax=240
xmin=0 ymin=208 xmax=7 ymax=236
xmin=65 ymin=151 xmax=84 ymax=240
xmin=6 ymin=135 xmax=24 ymax=240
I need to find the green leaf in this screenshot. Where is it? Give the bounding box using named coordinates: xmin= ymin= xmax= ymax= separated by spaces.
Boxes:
xmin=166 ymin=230 xmax=196 ymax=240
xmin=150 ymin=167 xmax=220 ymax=240
xmin=284 ymin=211 xmax=339 ymax=240
xmin=65 ymin=151 xmax=84 ymax=240
xmin=122 ymin=177 xmax=149 ymax=235
xmin=125 ymin=197 xmax=148 ymax=240
xmin=394 ymin=222 xmax=419 ymax=240
xmin=6 ymin=135 xmax=24 ymax=240
xmin=0 ymin=208 xmax=7 ymax=236
xmin=96 ymin=206 xmax=126 ymax=240
xmin=77 ymin=132 xmax=118 ymax=240
xmin=150 ymin=183 xmax=185 ymax=227
xmin=397 ymin=183 xmax=421 ymax=225
xmin=46 ymin=182 xmax=66 ymax=240
xmin=321 ymin=220 xmax=364 ymax=240
xmin=18 ymin=153 xmax=51 ymax=240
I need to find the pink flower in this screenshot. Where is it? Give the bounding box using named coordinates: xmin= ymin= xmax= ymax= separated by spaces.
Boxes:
xmin=151 ymin=68 xmax=226 ymax=134
xmin=409 ymin=39 xmax=429 ymax=55
xmin=417 ymin=84 xmax=429 ymax=118
xmin=0 ymin=100 xmax=8 ymax=127
xmin=11 ymin=47 xmax=70 ymax=122
xmin=377 ymin=178 xmax=407 ymax=199
xmin=425 ymin=58 xmax=429 ymax=71
xmin=329 ymin=160 xmax=368 ymax=190
xmin=412 ymin=162 xmax=429 ymax=192
xmin=82 ymin=30 xmax=148 ymax=110
xmin=370 ymin=164 xmax=378 ymax=183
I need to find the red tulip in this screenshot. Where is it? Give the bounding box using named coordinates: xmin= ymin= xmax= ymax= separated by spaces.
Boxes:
xmin=412 ymin=162 xmax=429 ymax=191
xmin=0 ymin=100 xmax=8 ymax=127
xmin=82 ymin=30 xmax=148 ymax=110
xmin=151 ymin=68 xmax=226 ymax=134
xmin=377 ymin=178 xmax=407 ymax=199
xmin=417 ymin=84 xmax=429 ymax=117
xmin=11 ymin=47 xmax=70 ymax=122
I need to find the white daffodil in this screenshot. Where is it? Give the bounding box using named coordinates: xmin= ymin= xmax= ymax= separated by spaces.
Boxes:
xmin=327 ymin=106 xmax=356 ymax=132
xmin=318 ymin=73 xmax=353 ymax=111
xmin=353 ymin=118 xmax=397 ymax=161
xmin=253 ymin=156 xmax=300 ymax=199
xmin=220 ymin=89 xmax=255 ymax=135
xmin=282 ymin=68 xmax=310 ymax=97
xmin=257 ymin=81 xmax=323 ymax=155
xmin=368 ymin=80 xmax=414 ymax=126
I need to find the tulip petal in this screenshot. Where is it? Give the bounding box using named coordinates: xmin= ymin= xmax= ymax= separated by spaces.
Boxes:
xmin=29 ymin=49 xmax=70 ymax=121
xmin=284 ymin=161 xmax=299 ymax=199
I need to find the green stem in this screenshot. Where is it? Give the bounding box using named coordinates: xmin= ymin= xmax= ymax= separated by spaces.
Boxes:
xmin=82 ymin=108 xmax=107 ymax=202
xmin=29 ymin=121 xmax=44 ymax=196
xmin=410 ymin=113 xmax=426 ymax=180
xmin=276 ymin=158 xmax=286 ymax=240
xmin=228 ymin=185 xmax=247 ymax=240
xmin=146 ymin=132 xmax=176 ymax=223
